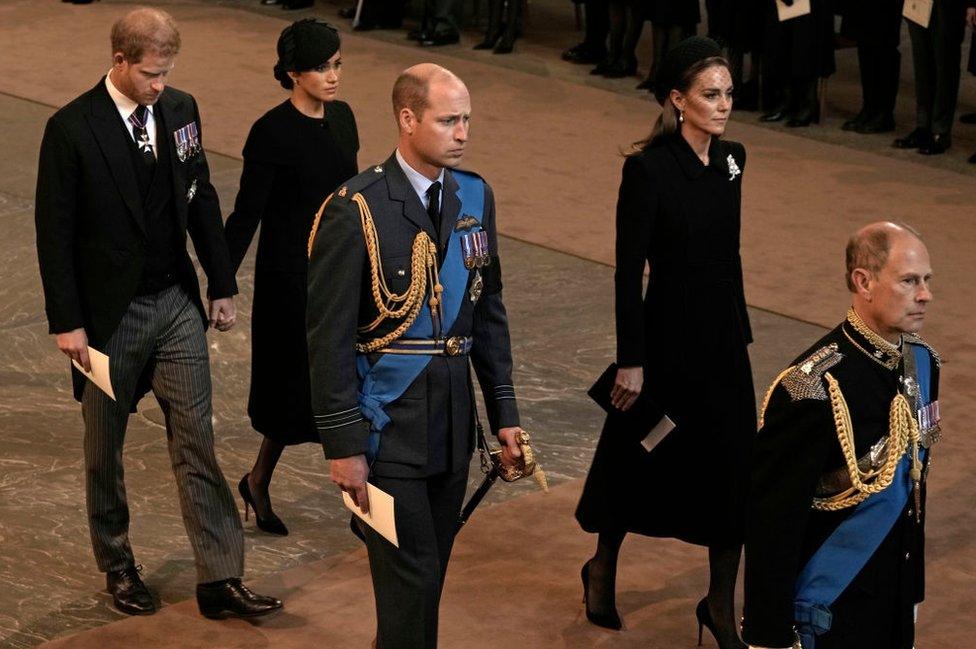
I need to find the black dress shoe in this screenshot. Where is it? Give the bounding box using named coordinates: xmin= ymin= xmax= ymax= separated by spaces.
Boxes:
xmin=260 ymin=0 xmax=281 ymax=5
xmin=590 ymin=59 xmax=614 ymax=76
xmin=407 ymin=28 xmax=428 ymax=41
xmin=562 ymin=43 xmax=605 ymax=65
xmin=968 ymin=150 xmax=976 ymax=164
xmin=338 ymin=5 xmax=356 ymax=18
xmin=493 ymin=36 xmax=515 ymax=54
xmin=854 ymin=113 xmax=895 ymax=134
xmin=959 ymin=112 xmax=976 ymax=125
xmin=893 ymin=127 xmax=932 ymax=149
xmin=197 ymin=578 xmax=282 ymax=619
xmin=918 ymin=133 xmax=951 ymax=155
xmin=282 ymin=0 xmax=313 ymax=9
xmin=760 ymin=105 xmax=789 ymax=122
xmin=786 ymin=101 xmax=820 ymax=128
xmin=106 ymin=566 xmax=156 ymax=616
xmin=841 ymin=110 xmax=867 ymax=131
xmin=635 ymin=76 xmax=654 ymax=91
xmin=239 ymin=474 xmax=288 ymax=536
xmin=602 ymin=59 xmax=637 ymax=79
xmin=420 ymin=31 xmax=460 ymax=46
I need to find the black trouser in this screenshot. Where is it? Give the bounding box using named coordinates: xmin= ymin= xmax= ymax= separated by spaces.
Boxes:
xmin=906 ymin=1 xmax=966 ymax=135
xmin=853 ymin=0 xmax=903 ymax=117
xmin=582 ymin=0 xmax=609 ymax=55
xmin=361 ymin=465 xmax=470 ymax=649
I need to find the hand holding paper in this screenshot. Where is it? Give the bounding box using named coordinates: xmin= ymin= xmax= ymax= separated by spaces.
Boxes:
xmin=331 ymin=454 xmax=371 ymax=514
xmin=71 ymin=346 xmax=115 ymax=401
xmin=343 ymin=483 xmax=398 ymax=548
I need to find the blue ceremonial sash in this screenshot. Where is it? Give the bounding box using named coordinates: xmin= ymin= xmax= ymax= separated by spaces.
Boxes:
xmin=793 ymin=343 xmax=931 ymax=648
xmin=355 ymin=171 xmax=485 ymax=460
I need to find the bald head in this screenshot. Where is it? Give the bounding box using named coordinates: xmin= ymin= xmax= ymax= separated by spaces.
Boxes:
xmin=392 ymin=63 xmax=465 ymax=123
xmin=845 ymin=222 xmax=923 ymax=292
xmin=111 ymin=7 xmax=181 ymax=63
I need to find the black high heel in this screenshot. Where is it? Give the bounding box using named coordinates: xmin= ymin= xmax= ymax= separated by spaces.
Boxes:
xmin=238 ymin=474 xmax=288 ymax=536
xmin=581 ymin=560 xmax=622 ymax=630
xmin=695 ymin=597 xmax=746 ymax=649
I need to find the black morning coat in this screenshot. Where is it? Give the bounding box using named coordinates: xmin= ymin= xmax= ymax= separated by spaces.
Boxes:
xmin=743 ymin=319 xmax=938 ymax=649
xmin=306 ymin=154 xmax=520 ymax=479
xmin=35 ymin=79 xmax=236 ymax=403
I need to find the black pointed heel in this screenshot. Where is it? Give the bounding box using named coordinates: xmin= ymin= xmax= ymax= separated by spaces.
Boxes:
xmin=238 ymin=474 xmax=289 ymax=536
xmin=695 ymin=597 xmax=746 ymax=649
xmin=581 ymin=560 xmax=622 ymax=630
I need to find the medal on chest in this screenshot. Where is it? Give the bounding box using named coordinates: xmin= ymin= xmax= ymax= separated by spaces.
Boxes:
xmin=460 ymin=229 xmax=490 ymax=302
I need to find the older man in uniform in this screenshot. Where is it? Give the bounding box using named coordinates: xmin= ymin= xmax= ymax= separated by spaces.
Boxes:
xmin=743 ymin=222 xmax=940 ymax=649
xmin=306 ymin=63 xmax=524 ymax=648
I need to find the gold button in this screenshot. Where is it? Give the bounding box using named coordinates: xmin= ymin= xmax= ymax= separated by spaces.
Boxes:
xmin=397 ymin=269 xmax=406 ymax=277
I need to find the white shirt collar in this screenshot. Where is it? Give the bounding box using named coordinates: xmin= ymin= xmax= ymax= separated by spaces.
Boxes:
xmin=395 ymin=148 xmax=444 ymax=209
xmin=104 ymin=71 xmax=154 ymax=122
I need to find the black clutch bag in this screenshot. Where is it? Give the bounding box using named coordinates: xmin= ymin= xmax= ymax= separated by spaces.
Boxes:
xmin=588 ymin=363 xmax=670 ymax=445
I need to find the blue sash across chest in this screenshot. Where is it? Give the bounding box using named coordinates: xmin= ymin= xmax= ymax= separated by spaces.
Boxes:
xmin=355 ymin=171 xmax=485 ymax=460
xmin=793 ymin=343 xmax=932 ymax=648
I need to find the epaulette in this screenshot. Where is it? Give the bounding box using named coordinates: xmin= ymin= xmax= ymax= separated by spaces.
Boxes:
xmin=333 ymin=163 xmax=387 ymax=202
xmin=780 ymin=343 xmax=844 ymax=403
xmin=904 ymin=333 xmax=942 ymax=368
xmin=759 ymin=343 xmax=843 ymax=426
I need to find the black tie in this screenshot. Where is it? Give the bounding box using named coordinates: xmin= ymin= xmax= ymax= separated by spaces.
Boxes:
xmin=128 ymin=105 xmax=156 ymax=168
xmin=426 ymin=181 xmax=442 ymax=243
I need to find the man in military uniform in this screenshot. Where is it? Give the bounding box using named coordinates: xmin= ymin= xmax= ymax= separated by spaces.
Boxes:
xmin=306 ymin=63 xmax=524 ymax=648
xmin=743 ymin=222 xmax=939 ymax=649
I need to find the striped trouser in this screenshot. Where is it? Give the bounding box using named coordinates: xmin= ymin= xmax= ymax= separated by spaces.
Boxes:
xmin=81 ymin=285 xmax=243 ymax=583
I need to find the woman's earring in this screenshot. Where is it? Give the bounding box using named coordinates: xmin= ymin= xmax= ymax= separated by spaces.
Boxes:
xmin=678 ymin=111 xmax=684 ymax=123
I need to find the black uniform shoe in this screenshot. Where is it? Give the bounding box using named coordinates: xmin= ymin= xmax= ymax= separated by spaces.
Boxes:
xmin=967 ymin=150 xmax=976 ymax=164
xmin=420 ymin=30 xmax=460 ymax=46
xmin=854 ymin=113 xmax=895 ymax=134
xmin=918 ymin=133 xmax=951 ymax=155
xmin=338 ymin=6 xmax=356 ymax=18
xmin=892 ymin=127 xmax=932 ymax=149
xmin=841 ymin=110 xmax=867 ymax=131
xmin=197 ymin=578 xmax=283 ymax=619
xmin=602 ymin=59 xmax=637 ymax=78
xmin=562 ymin=43 xmax=605 ymax=64
xmin=282 ymin=0 xmax=314 ymax=9
xmin=760 ymin=105 xmax=789 ymax=122
xmin=106 ymin=566 xmax=156 ymax=616
xmin=589 ymin=59 xmax=614 ymax=75
xmin=959 ymin=112 xmax=976 ymax=125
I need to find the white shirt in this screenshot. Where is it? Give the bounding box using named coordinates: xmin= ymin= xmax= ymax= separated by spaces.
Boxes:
xmin=395 ymin=148 xmax=444 ymax=213
xmin=105 ymin=71 xmax=157 ymax=159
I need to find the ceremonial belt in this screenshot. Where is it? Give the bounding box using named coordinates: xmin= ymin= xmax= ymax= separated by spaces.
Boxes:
xmin=379 ymin=336 xmax=473 ymax=356
xmin=356 ymin=170 xmax=485 ymax=461
xmin=793 ymin=342 xmax=932 ymax=649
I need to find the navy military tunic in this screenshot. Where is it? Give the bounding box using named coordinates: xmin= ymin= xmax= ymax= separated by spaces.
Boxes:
xmin=743 ymin=317 xmax=938 ymax=649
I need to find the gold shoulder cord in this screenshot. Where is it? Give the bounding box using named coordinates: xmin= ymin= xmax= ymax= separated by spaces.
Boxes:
xmin=813 ymin=372 xmax=922 ymax=512
xmin=758 ymin=366 xmax=794 ymax=429
xmin=306 ymin=192 xmax=442 ymax=353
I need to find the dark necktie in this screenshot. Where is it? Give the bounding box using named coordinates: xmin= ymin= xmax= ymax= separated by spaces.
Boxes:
xmin=426 ymin=181 xmax=442 ymax=244
xmin=128 ymin=105 xmax=156 ymax=168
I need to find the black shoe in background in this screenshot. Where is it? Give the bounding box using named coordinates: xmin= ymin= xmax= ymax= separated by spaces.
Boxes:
xmin=893 ymin=127 xmax=932 ymax=149
xmin=855 ymin=113 xmax=895 ymax=134
xmin=562 ymin=43 xmax=605 ymax=65
xmin=602 ymin=59 xmax=637 ymax=79
xmin=842 ymin=109 xmax=868 ymax=132
xmin=420 ymin=30 xmax=460 ymax=46
xmin=918 ymin=133 xmax=951 ymax=155
xmin=106 ymin=566 xmax=156 ymax=616
xmin=959 ymin=112 xmax=976 ymax=125
xmin=197 ymin=578 xmax=282 ymax=619
xmin=282 ymin=0 xmax=313 ymax=9
xmin=338 ymin=5 xmax=356 ymax=18
xmin=590 ymin=59 xmax=614 ymax=76
xmin=967 ymin=150 xmax=976 ymax=163
xmin=760 ymin=104 xmax=790 ymax=123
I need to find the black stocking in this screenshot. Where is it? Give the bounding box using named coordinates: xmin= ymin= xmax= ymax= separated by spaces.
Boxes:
xmin=248 ymin=437 xmax=285 ymax=519
xmin=706 ymin=543 xmax=744 ymax=647
xmin=587 ymin=529 xmax=626 ymax=615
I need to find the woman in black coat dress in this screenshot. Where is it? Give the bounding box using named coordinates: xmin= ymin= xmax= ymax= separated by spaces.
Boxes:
xmin=224 ymin=19 xmax=359 ymax=535
xmin=576 ymin=37 xmax=755 ymax=649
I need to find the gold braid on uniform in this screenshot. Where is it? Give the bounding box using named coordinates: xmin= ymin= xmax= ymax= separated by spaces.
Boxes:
xmin=813 ymin=372 xmax=922 ymax=511
xmin=352 ymin=193 xmax=442 ymax=353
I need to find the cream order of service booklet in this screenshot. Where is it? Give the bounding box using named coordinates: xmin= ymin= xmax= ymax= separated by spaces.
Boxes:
xmin=343 ymin=482 xmax=398 ymax=548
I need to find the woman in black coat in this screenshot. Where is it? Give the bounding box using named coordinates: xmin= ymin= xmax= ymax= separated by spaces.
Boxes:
xmin=576 ymin=37 xmax=755 ymax=649
xmin=224 ymin=19 xmax=359 ymax=535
